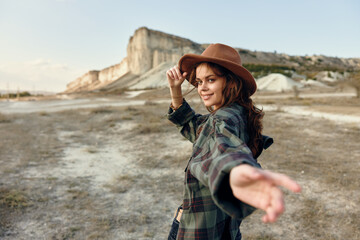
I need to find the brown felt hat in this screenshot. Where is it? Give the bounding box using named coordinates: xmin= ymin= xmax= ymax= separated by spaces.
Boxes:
xmin=178 ymin=43 xmax=256 ymax=96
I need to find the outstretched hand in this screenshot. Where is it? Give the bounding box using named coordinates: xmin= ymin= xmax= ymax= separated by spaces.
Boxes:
xmin=229 ymin=164 xmax=301 ymax=223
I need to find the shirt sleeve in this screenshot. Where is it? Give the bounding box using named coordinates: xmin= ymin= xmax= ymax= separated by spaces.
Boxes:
xmin=189 ymin=113 xmax=261 ymax=219
xmin=167 ymin=99 xmax=202 ymax=143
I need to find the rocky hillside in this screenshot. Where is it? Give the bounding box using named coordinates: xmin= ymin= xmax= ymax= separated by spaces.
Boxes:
xmin=64 ymin=27 xmax=360 ymax=93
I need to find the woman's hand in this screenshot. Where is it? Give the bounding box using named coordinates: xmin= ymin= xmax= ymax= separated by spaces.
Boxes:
xmin=166 ymin=66 xmax=188 ymax=109
xmin=229 ymin=164 xmax=301 ymax=223
xmin=166 ymin=66 xmax=187 ymax=89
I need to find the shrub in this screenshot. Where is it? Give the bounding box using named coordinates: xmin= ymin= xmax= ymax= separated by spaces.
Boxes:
xmin=0 ymin=188 xmax=30 ymax=209
xmin=243 ymin=64 xmax=296 ymax=77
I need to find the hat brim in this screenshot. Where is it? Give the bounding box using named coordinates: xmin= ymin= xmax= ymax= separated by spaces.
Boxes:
xmin=179 ymin=54 xmax=256 ymax=95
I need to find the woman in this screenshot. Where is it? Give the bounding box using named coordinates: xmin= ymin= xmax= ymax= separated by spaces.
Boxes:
xmin=166 ymin=43 xmax=301 ymax=240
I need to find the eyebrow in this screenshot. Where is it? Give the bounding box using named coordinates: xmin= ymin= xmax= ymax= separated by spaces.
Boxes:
xmin=196 ymin=74 xmax=216 ymax=80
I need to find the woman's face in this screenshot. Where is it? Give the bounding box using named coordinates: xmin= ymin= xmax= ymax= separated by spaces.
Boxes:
xmin=195 ymin=63 xmax=226 ymax=110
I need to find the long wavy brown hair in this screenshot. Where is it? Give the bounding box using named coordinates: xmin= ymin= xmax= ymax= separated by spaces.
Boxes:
xmin=188 ymin=62 xmax=264 ymax=157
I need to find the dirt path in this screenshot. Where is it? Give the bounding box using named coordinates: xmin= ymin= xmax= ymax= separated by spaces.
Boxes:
xmin=0 ymin=98 xmax=359 ymax=239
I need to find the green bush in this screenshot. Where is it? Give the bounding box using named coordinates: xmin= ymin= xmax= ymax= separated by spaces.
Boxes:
xmin=243 ymin=64 xmax=295 ymax=78
xmin=0 ymin=91 xmax=32 ymax=99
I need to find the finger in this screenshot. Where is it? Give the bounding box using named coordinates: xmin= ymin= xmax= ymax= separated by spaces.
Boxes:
xmin=174 ymin=66 xmax=183 ymax=80
xmin=263 ymin=171 xmax=302 ymax=193
xmin=182 ymin=72 xmax=188 ymax=79
xmin=263 ymin=205 xmax=281 ymax=222
xmin=171 ymin=67 xmax=180 ymax=80
xmin=167 ymin=70 xmax=175 ymax=80
xmin=262 ymin=206 xmax=279 ymax=223
xmin=262 ymin=214 xmax=269 ymax=223
xmin=262 ymin=206 xmax=278 ymax=223
xmin=261 ymin=186 xmax=284 ymax=223
xmin=270 ymin=187 xmax=285 ymax=216
xmin=262 ymin=204 xmax=277 ymax=223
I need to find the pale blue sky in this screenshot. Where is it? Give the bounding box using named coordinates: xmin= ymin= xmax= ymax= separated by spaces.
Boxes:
xmin=0 ymin=0 xmax=359 ymax=92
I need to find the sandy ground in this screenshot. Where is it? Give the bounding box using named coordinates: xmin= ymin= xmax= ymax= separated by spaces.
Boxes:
xmin=0 ymin=90 xmax=359 ymax=239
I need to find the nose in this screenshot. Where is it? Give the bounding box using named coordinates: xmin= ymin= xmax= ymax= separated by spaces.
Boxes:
xmin=199 ymin=81 xmax=209 ymax=91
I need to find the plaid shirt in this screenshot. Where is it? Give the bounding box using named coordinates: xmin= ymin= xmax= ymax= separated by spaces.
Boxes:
xmin=167 ymin=100 xmax=266 ymax=240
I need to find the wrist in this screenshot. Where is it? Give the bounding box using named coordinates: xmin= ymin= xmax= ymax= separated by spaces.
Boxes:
xmin=171 ymin=95 xmax=183 ymax=99
xmin=170 ymin=101 xmax=183 ymax=111
xmin=170 ymin=90 xmax=183 ymax=99
xmin=170 ymin=85 xmax=182 ymax=90
xmin=170 ymin=85 xmax=182 ymax=94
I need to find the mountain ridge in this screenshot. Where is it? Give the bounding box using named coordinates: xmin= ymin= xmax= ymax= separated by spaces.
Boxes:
xmin=64 ymin=27 xmax=360 ymax=93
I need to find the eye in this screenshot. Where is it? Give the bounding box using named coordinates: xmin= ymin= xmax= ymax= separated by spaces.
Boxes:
xmin=196 ymin=80 xmax=203 ymax=86
xmin=208 ymin=79 xmax=215 ymax=83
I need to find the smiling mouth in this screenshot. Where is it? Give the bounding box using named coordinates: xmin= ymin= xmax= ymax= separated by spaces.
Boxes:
xmin=201 ymin=94 xmax=213 ymax=100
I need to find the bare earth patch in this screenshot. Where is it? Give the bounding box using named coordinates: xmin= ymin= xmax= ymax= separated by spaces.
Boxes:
xmin=0 ymin=94 xmax=359 ymax=239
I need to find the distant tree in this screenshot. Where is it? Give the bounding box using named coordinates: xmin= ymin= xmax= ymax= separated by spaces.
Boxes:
xmin=19 ymin=91 xmax=31 ymax=97
xmin=345 ymin=72 xmax=360 ymax=98
xmin=0 ymin=91 xmax=31 ymax=99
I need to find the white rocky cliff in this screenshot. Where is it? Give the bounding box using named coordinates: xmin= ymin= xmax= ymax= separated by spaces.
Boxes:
xmin=65 ymin=27 xmax=203 ymax=93
xmin=126 ymin=27 xmax=202 ymax=75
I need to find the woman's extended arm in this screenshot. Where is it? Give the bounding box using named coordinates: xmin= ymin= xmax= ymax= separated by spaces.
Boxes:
xmin=229 ymin=164 xmax=301 ymax=223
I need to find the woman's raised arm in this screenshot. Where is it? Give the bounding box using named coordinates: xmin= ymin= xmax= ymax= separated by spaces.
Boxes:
xmin=166 ymin=66 xmax=187 ymax=109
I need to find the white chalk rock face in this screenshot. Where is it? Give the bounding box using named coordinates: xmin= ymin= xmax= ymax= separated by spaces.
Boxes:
xmin=126 ymin=27 xmax=202 ymax=75
xmin=127 ymin=28 xmax=153 ymax=75
xmin=98 ymin=58 xmax=129 ymax=84
xmin=65 ymin=27 xmax=203 ymax=92
xmin=256 ymin=73 xmax=303 ymax=92
xmin=66 ymin=71 xmax=100 ymax=92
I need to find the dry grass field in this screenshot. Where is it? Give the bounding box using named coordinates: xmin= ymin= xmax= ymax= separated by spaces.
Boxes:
xmin=0 ymin=91 xmax=359 ymax=239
